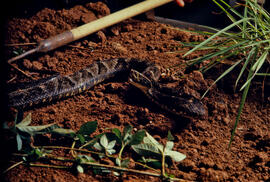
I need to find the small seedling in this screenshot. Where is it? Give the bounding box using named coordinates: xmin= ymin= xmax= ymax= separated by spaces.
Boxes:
xmin=12 ymin=47 xmax=25 ymax=56
xmin=52 ymin=120 xmax=98 ymax=147
xmin=94 ymin=134 xmax=116 ymax=155
xmin=112 ymin=125 xmax=145 ymax=167
xmin=75 ymin=155 xmax=95 ymax=174
xmin=132 ymin=132 xmax=186 ymax=177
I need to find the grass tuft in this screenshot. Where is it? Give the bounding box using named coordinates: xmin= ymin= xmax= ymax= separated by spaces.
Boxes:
xmin=182 ymin=0 xmax=270 ymax=147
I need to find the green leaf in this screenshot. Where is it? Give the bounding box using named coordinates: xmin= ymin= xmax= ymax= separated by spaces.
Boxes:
xmin=123 ymin=133 xmax=131 ymax=144
xmin=93 ymin=142 xmax=102 ymax=151
xmin=167 ymin=173 xmax=176 ymax=179
xmin=16 ymin=113 xmax=31 ymax=127
xmin=112 ymin=128 xmax=121 ymax=139
xmin=122 ymin=125 xmax=133 ymax=143
xmin=165 ymin=150 xmax=186 ymax=162
xmin=107 ymin=140 xmax=116 ymax=150
xmin=140 ymin=158 xmax=162 ymax=169
xmin=143 ymin=132 xmax=163 ymax=152
xmin=77 ymin=121 xmax=97 ymax=136
xmin=132 ymin=143 xmax=161 ymax=157
xmin=167 ymin=131 xmax=174 ymax=141
xmin=115 ymin=157 xmax=121 ymax=166
xmin=165 ymin=141 xmax=174 ymax=152
xmin=52 ymin=128 xmax=75 ymax=135
xmin=123 ymin=125 xmax=132 ymax=133
xmin=163 ymin=141 xmax=186 ymax=162
xmin=107 ymin=148 xmax=116 ymax=155
xmin=113 ymin=172 xmax=120 ymax=176
xmin=121 ymin=159 xmax=130 ymax=168
xmin=16 ymin=134 xmax=22 ymax=151
xmin=77 ymin=165 xmax=84 ymax=173
xmin=100 ymin=134 xmax=108 ymax=148
xmin=129 ymin=130 xmax=145 ymax=145
xmin=77 ymin=155 xmax=95 ymax=163
xmin=2 ymin=122 xmax=10 ymax=129
xmin=77 ymin=134 xmax=85 ymax=144
xmin=16 ymin=123 xmax=59 ymax=135
xmin=103 ymin=132 xmax=118 ymax=143
xmin=34 ymin=148 xmax=44 ymax=158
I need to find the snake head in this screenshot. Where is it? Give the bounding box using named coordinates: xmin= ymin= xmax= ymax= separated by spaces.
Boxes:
xmin=149 ymin=89 xmax=206 ymax=116
xmin=129 ymin=68 xmax=206 ymax=116
xmin=128 ymin=69 xmax=153 ymax=94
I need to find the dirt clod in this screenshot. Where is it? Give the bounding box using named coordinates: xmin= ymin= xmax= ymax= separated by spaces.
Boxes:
xmin=95 ymin=31 xmax=107 ymax=43
xmin=32 ymin=61 xmax=43 ymax=70
xmin=22 ymin=59 xmax=32 ymax=69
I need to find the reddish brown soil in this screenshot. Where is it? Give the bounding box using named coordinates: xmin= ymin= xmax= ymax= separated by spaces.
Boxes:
xmin=3 ymin=2 xmax=270 ymax=182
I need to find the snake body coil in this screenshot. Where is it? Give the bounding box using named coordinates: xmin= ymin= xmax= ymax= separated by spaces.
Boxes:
xmin=8 ymin=58 xmax=206 ymax=116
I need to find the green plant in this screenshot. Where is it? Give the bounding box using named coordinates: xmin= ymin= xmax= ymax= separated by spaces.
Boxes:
xmin=12 ymin=47 xmax=25 ymax=56
xmin=132 ymin=132 xmax=186 ymax=177
xmin=182 ymin=0 xmax=270 ymax=147
xmin=3 ymin=112 xmax=58 ymax=151
xmin=112 ymin=125 xmax=145 ymax=167
xmin=94 ymin=134 xmax=117 ymax=155
xmin=4 ymin=113 xmax=186 ymax=181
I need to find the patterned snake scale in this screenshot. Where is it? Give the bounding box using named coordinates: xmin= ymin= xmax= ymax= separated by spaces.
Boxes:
xmin=8 ymin=58 xmax=206 ymax=116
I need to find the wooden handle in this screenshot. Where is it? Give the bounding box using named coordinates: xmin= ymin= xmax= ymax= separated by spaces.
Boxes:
xmin=71 ymin=0 xmax=174 ymax=40
xmin=37 ymin=0 xmax=174 ymax=52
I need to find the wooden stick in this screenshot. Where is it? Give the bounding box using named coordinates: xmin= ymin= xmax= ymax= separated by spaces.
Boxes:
xmin=71 ymin=0 xmax=174 ymax=40
xmin=8 ymin=63 xmax=32 ymax=78
xmin=7 ymin=0 xmax=174 ymax=63
xmin=5 ymin=42 xmax=37 ymax=47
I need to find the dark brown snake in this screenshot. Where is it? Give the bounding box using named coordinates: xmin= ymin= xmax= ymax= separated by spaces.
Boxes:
xmin=8 ymin=58 xmax=206 ymax=116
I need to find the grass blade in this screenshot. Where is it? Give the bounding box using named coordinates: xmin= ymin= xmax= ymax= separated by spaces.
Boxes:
xmin=201 ymin=59 xmax=242 ymax=98
xmin=240 ymin=50 xmax=268 ymax=90
xmin=229 ymin=65 xmax=253 ymax=148
xmin=184 ymin=18 xmax=251 ymax=57
xmin=234 ymin=47 xmax=256 ymax=89
xmin=187 ymin=39 xmax=249 ymax=69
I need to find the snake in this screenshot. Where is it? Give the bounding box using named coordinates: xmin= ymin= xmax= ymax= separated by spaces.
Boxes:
xmin=8 ymin=58 xmax=206 ymax=116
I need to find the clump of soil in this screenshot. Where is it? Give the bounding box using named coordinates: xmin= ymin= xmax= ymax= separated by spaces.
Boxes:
xmin=3 ymin=1 xmax=269 ymax=182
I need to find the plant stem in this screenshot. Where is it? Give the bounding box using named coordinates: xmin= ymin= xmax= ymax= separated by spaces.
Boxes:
xmin=34 ymin=145 xmax=101 ymax=155
xmin=134 ymin=161 xmax=160 ymax=173
xmin=44 ymin=154 xmax=74 ymax=162
xmin=3 ymin=161 xmax=24 ymax=173
xmin=29 ymin=163 xmax=70 ymax=169
xmin=70 ymin=141 xmax=77 ymax=158
xmin=161 ymin=152 xmax=166 ymax=177
xmin=79 ymin=138 xmax=97 ymax=149
xmin=11 ymin=155 xmax=186 ymax=181
xmin=118 ymin=143 xmax=126 ymax=165
xmin=34 ymin=145 xmax=156 ymax=170
xmin=81 ymin=161 xmax=186 ymax=181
